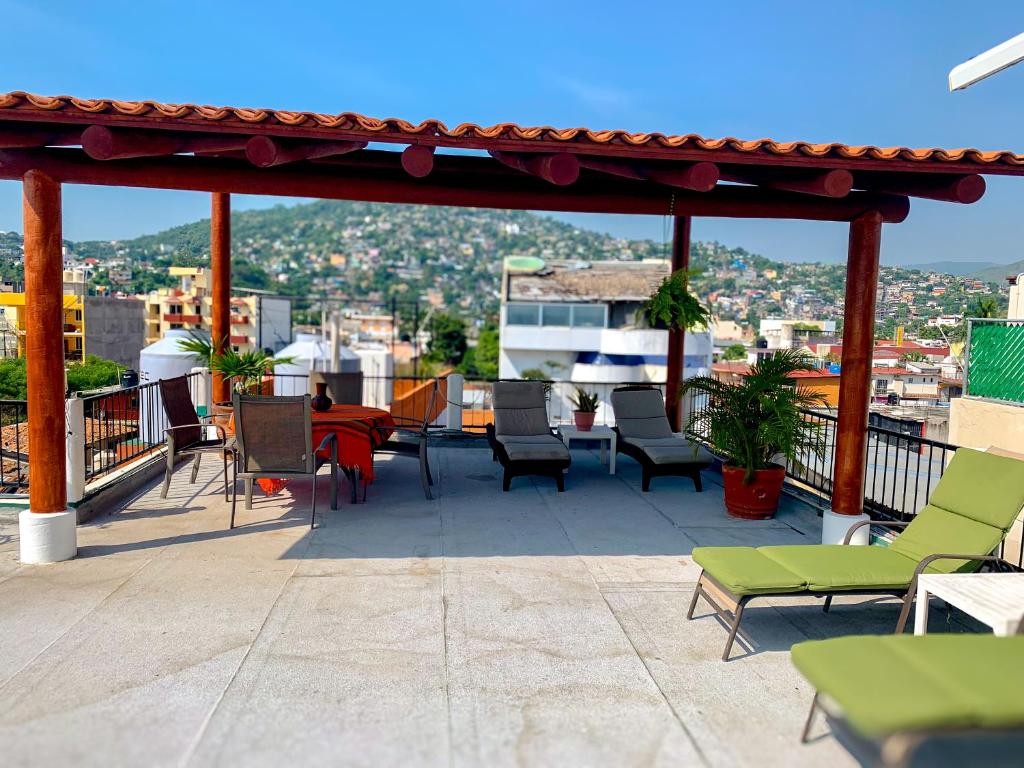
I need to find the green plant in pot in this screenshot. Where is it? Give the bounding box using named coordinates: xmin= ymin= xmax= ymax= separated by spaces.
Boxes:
xmin=679 ymin=350 xmax=827 ymax=519
xmin=177 ymin=332 xmax=293 ymax=398
xmin=641 ymin=269 xmax=711 ymax=331
xmin=569 ymin=387 xmax=600 ymax=432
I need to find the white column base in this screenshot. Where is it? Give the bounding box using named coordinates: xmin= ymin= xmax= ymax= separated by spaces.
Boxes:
xmin=19 ymin=510 xmax=77 ymax=563
xmin=822 ymin=509 xmax=870 ymax=545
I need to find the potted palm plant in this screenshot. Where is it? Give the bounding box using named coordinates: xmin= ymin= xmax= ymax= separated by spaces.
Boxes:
xmin=569 ymin=387 xmax=599 ymax=431
xmin=641 ymin=268 xmax=711 ymax=331
xmin=679 ymin=350 xmax=827 ymax=519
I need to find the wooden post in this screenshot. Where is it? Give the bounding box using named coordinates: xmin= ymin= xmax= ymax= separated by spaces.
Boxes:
xmin=210 ymin=192 xmax=230 ymax=403
xmin=832 ymin=211 xmax=883 ymax=516
xmin=665 ymin=216 xmax=691 ymax=431
xmin=23 ymin=170 xmax=67 ymax=514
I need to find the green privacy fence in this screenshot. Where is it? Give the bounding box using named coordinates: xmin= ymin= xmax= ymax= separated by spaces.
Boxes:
xmin=966 ymin=319 xmax=1024 ymax=403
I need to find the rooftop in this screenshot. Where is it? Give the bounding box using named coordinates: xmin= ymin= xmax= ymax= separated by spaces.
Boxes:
xmin=0 ymin=445 xmax=981 ymax=766
xmin=506 ymin=259 xmax=669 ymax=303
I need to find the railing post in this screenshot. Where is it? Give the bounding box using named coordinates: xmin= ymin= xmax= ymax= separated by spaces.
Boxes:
xmin=446 ymin=374 xmax=464 ymax=431
xmin=191 ymin=366 xmax=212 ymax=416
xmin=65 ymin=396 xmax=86 ymax=505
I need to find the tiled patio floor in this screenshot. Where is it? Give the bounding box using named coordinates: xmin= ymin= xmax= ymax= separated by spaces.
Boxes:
xmin=0 ymin=443 xmax=941 ymax=767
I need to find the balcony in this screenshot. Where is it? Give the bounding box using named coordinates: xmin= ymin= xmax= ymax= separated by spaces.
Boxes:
xmin=501 ymin=324 xmax=667 ymax=355
xmin=163 ymin=313 xmax=202 ymax=323
xmin=229 ymin=315 xmax=249 ymax=325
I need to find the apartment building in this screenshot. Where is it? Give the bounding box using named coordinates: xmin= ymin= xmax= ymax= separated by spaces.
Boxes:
xmin=498 ymin=258 xmax=713 ymax=384
xmin=0 ymin=270 xmax=86 ymax=361
xmin=140 ymin=267 xmax=291 ymax=353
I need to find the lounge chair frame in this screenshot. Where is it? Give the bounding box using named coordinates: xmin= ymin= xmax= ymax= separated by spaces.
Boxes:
xmin=611 ymin=426 xmax=704 ymax=492
xmin=687 ymin=519 xmax=1010 ymax=661
xmin=485 ymin=422 xmax=570 ymax=492
xmin=801 ymin=691 xmax=1024 ymax=768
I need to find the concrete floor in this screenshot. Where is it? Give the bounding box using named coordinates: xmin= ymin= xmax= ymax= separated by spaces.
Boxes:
xmin=0 ymin=444 xmax=924 ymax=767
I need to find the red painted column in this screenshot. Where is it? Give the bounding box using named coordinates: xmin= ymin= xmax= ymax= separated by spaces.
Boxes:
xmin=665 ymin=216 xmax=691 ymax=431
xmin=832 ymin=211 xmax=883 ymax=515
xmin=210 ymin=192 xmax=230 ymax=403
xmin=23 ymin=170 xmax=67 ymax=514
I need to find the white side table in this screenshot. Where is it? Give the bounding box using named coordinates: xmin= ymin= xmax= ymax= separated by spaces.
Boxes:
xmin=914 ymin=573 xmax=1024 ymax=636
xmin=558 ymin=425 xmax=616 ymax=474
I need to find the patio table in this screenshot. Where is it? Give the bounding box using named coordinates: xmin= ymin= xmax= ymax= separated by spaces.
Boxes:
xmin=914 ymin=572 xmax=1024 ymax=636
xmin=252 ymin=405 xmax=394 ymax=495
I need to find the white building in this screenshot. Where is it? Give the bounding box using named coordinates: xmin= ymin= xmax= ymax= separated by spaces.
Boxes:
xmin=498 ymin=258 xmax=713 ymax=385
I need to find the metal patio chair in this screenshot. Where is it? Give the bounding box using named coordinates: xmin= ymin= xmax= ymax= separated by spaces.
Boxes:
xmin=366 ymin=378 xmax=438 ymax=500
xmin=308 ymin=371 xmax=364 ymax=405
xmin=231 ymin=393 xmax=338 ymax=529
xmin=159 ymin=374 xmax=234 ymax=501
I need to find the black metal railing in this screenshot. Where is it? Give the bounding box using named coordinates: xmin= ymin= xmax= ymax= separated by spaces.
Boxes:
xmin=1 ymin=399 xmax=29 ymax=494
xmin=80 ymin=372 xmax=203 ymax=483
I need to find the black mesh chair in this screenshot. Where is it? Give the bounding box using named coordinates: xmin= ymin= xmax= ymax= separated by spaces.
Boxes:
xmin=366 ymin=379 xmax=438 ymax=500
xmin=231 ymin=393 xmax=338 ymax=529
xmin=159 ymin=375 xmax=234 ymax=501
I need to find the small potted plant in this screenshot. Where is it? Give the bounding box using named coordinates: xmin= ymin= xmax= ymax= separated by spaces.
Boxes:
xmin=641 ymin=268 xmax=711 ymax=331
xmin=569 ymin=387 xmax=599 ymax=431
xmin=679 ymin=350 xmax=827 ymax=519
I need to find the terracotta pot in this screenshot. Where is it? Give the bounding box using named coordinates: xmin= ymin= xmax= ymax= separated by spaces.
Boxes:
xmin=573 ymin=411 xmax=596 ymax=431
xmin=210 ymin=402 xmax=235 ymax=435
xmin=311 ymin=382 xmax=333 ymax=412
xmin=721 ymin=464 xmax=786 ymax=520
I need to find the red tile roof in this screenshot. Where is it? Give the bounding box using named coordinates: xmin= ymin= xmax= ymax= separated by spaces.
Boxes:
xmin=2 ymin=91 xmax=1024 ymax=169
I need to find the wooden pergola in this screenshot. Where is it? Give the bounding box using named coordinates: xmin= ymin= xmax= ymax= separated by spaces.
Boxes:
xmin=3 ymin=90 xmax=1022 ymax=560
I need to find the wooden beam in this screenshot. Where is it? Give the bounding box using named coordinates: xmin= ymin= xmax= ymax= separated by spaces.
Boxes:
xmin=489 ymin=151 xmax=580 ymax=185
xmin=665 ymin=216 xmax=691 ymax=432
xmin=82 ymin=126 xmax=250 ymax=160
xmin=401 ymin=144 xmax=435 ymax=178
xmin=244 ymin=136 xmax=366 ymax=168
xmin=0 ymin=125 xmax=83 ymax=149
xmin=210 ymin=193 xmax=231 ymax=404
xmin=852 ymin=172 xmax=985 ymax=204
xmin=22 ymin=169 xmax=67 ymax=514
xmin=578 ymin=157 xmax=719 ymax=192
xmin=720 ymin=167 xmax=854 ymax=198
xmin=832 ymin=211 xmax=883 ymax=517
xmin=0 ymin=148 xmax=911 ymax=222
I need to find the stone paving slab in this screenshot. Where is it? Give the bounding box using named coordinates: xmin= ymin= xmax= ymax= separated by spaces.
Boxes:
xmin=0 ymin=445 xmax=887 ymax=767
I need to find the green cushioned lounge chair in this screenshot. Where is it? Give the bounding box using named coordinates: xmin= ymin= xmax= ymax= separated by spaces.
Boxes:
xmin=792 ymin=634 xmax=1024 ymax=767
xmin=687 ymin=448 xmax=1024 ymax=660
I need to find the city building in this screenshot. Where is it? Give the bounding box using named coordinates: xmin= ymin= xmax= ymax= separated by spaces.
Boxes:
xmin=498 ymin=258 xmax=713 ymax=384
xmin=0 ymin=269 xmax=86 ymax=361
xmin=140 ymin=267 xmax=291 ymax=353
xmin=712 ymin=361 xmax=842 ymax=406
xmin=758 ymin=318 xmax=838 ymax=351
xmin=82 ymin=296 xmax=146 ymax=369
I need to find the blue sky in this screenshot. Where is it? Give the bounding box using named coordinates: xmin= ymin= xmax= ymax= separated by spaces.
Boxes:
xmin=1 ymin=0 xmax=1022 ymax=265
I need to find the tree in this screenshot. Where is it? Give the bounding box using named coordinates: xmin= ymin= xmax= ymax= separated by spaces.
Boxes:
xmin=971 ymin=297 xmax=1000 ymax=319
xmin=428 ymin=312 xmax=467 ymax=366
xmin=460 ymin=323 xmax=498 ymax=379
xmin=721 ymin=343 xmax=747 ymax=361
xmin=0 ymin=357 xmax=27 ymax=400
xmin=65 ymin=355 xmax=123 ymax=393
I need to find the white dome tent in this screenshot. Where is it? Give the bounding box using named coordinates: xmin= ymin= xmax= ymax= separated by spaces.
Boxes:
xmin=138 ymin=329 xmax=206 ymax=444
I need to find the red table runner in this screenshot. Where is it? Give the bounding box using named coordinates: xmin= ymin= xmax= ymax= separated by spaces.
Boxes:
xmin=254 ymin=405 xmax=394 ymax=495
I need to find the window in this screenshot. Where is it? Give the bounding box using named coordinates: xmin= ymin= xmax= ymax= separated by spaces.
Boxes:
xmin=506 ymin=304 xmax=540 ymax=325
xmin=541 ymin=304 xmax=571 ymax=326
xmin=874 ymin=379 xmax=889 ymax=394
xmin=572 ymin=305 xmax=606 ymax=328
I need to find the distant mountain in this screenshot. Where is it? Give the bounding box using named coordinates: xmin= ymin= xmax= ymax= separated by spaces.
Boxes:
xmin=906 ymin=260 xmax=1000 ymax=277
xmin=974 ymin=260 xmax=1024 ymax=283
xmin=907 ymin=259 xmax=1024 ymax=283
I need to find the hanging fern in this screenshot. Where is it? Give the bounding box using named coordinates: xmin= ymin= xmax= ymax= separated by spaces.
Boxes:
xmin=641 ymin=269 xmax=711 ymax=331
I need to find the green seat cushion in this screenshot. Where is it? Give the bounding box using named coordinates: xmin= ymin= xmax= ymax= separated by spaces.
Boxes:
xmin=759 ymin=545 xmax=918 ymax=591
xmin=792 ymin=635 xmax=1024 ymax=736
xmin=929 ymin=448 xmax=1024 ymax=531
xmin=692 ymin=546 xmax=806 ymax=595
xmin=890 ymin=505 xmax=1004 ymax=572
